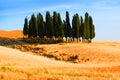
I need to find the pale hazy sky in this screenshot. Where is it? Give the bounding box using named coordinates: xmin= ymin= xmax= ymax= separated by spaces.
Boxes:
xmin=0 ymin=0 xmax=120 ymax=41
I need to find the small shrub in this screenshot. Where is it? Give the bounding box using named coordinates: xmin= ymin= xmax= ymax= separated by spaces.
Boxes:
xmin=57 ymin=37 xmax=64 ymax=43
xmin=1 ymin=66 xmax=16 ymax=72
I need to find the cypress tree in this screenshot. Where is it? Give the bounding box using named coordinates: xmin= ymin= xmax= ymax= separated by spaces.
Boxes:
xmin=53 ymin=11 xmax=59 ymax=38
xmin=92 ymin=24 xmax=95 ymax=39
xmin=89 ymin=16 xmax=95 ymax=41
xmin=37 ymin=13 xmax=45 ymax=38
xmin=80 ymin=16 xmax=84 ymax=41
xmin=28 ymin=20 xmax=32 ymax=38
xmin=76 ymin=14 xmax=80 ymax=40
xmin=72 ymin=14 xmax=80 ymax=41
xmin=63 ymin=20 xmax=67 ymax=39
xmin=72 ymin=15 xmax=76 ymax=40
xmin=31 ymin=14 xmax=38 ymax=37
xmin=65 ymin=11 xmax=71 ymax=40
xmin=84 ymin=12 xmax=90 ymax=41
xmin=58 ymin=13 xmax=64 ymax=37
xmin=45 ymin=11 xmax=53 ymax=38
xmin=23 ymin=17 xmax=29 ymax=36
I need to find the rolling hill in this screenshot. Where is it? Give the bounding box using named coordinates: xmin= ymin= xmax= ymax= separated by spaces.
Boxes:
xmin=0 ymin=30 xmax=120 ymax=80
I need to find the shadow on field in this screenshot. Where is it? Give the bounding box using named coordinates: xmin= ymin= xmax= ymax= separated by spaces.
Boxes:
xmin=0 ymin=37 xmax=91 ymax=63
xmin=0 ymin=37 xmax=63 ymax=47
xmin=0 ymin=37 xmax=23 ymax=46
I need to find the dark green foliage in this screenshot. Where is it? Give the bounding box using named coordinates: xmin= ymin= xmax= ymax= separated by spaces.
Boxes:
xmin=84 ymin=12 xmax=90 ymax=40
xmin=76 ymin=14 xmax=80 ymax=38
xmin=28 ymin=20 xmax=32 ymax=38
xmin=37 ymin=13 xmax=45 ymax=38
xmin=23 ymin=17 xmax=29 ymax=36
xmin=45 ymin=11 xmax=53 ymax=38
xmin=57 ymin=13 xmax=64 ymax=37
xmin=57 ymin=37 xmax=64 ymax=42
xmin=92 ymin=24 xmax=95 ymax=39
xmin=89 ymin=16 xmax=95 ymax=41
xmin=79 ymin=16 xmax=83 ymax=39
xmin=23 ymin=11 xmax=95 ymax=43
xmin=53 ymin=11 xmax=59 ymax=38
xmin=31 ymin=14 xmax=38 ymax=38
xmin=63 ymin=20 xmax=67 ymax=38
xmin=72 ymin=14 xmax=80 ymax=40
xmin=65 ymin=11 xmax=72 ymax=38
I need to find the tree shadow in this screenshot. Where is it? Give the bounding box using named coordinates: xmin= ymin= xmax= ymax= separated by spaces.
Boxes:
xmin=0 ymin=37 xmax=64 ymax=47
xmin=0 ymin=37 xmax=23 ymax=46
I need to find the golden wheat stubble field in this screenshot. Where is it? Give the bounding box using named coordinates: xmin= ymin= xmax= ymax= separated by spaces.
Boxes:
xmin=0 ymin=30 xmax=120 ymax=80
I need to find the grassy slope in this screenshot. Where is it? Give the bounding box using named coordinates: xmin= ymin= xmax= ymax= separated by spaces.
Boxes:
xmin=0 ymin=43 xmax=120 ymax=80
xmin=0 ymin=30 xmax=120 ymax=80
xmin=0 ymin=30 xmax=23 ymax=39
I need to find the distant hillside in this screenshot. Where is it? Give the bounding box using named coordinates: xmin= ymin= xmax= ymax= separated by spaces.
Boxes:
xmin=0 ymin=30 xmax=23 ymax=39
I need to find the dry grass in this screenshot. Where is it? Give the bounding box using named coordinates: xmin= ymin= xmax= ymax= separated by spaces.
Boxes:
xmin=0 ymin=30 xmax=23 ymax=39
xmin=0 ymin=42 xmax=120 ymax=80
xmin=0 ymin=30 xmax=120 ymax=80
xmin=11 ymin=42 xmax=120 ymax=64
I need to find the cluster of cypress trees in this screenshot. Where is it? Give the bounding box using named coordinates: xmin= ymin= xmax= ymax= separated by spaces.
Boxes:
xmin=23 ymin=11 xmax=95 ymax=42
